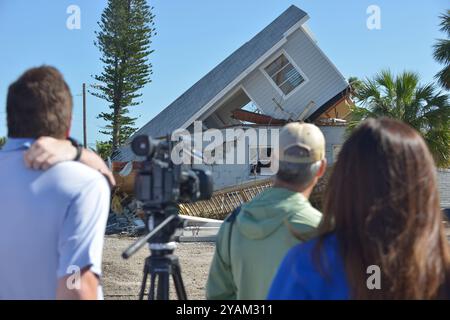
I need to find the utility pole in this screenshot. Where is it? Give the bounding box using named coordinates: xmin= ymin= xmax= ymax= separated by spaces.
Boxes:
xmin=82 ymin=83 xmax=87 ymax=148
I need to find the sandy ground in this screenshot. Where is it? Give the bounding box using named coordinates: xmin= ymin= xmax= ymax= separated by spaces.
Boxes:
xmin=102 ymin=235 xmax=215 ymax=300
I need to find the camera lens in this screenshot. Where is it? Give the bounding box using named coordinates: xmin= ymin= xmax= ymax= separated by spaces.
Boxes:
xmin=131 ymin=135 xmax=153 ymax=157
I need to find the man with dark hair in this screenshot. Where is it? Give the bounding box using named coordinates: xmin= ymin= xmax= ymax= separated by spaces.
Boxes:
xmin=7 ymin=66 xmax=73 ymax=139
xmin=0 ymin=66 xmax=110 ymax=299
xmin=5 ymin=66 xmax=115 ymax=184
xmin=4 ymin=65 xmax=115 ymax=184
xmin=207 ymin=122 xmax=327 ymax=300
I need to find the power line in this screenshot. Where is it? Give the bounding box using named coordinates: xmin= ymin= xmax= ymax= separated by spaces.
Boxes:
xmin=82 ymin=83 xmax=87 ymax=148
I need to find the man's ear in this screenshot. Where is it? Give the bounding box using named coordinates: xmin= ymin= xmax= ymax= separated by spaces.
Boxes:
xmin=316 ymin=158 xmax=327 ymax=179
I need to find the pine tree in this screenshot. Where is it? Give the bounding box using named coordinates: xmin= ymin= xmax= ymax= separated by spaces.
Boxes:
xmin=91 ymin=0 xmax=156 ymax=155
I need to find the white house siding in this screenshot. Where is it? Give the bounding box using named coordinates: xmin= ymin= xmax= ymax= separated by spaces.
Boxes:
xmin=194 ymin=163 xmax=266 ymax=191
xmin=318 ymin=126 xmax=346 ymax=164
xmin=438 ymin=169 xmax=450 ymax=208
xmin=193 ymin=126 xmax=280 ymax=190
xmin=193 ymin=125 xmax=345 ymax=190
xmin=241 ymin=26 xmax=348 ymax=121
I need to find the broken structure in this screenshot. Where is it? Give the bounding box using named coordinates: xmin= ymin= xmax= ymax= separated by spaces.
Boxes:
xmin=112 ymin=5 xmax=450 ymax=218
xmin=115 ymin=5 xmax=351 ymax=190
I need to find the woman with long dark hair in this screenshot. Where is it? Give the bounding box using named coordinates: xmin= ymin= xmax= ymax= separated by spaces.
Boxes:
xmin=268 ymin=118 xmax=450 ymax=299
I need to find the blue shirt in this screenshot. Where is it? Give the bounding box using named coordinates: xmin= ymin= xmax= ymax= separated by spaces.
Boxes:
xmin=0 ymin=138 xmax=110 ymax=299
xmin=267 ymin=234 xmax=350 ymax=299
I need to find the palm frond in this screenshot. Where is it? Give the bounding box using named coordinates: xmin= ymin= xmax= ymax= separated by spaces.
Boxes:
xmin=434 ymin=11 xmax=450 ymax=90
xmin=424 ymin=126 xmax=450 ymax=167
xmin=438 ymin=10 xmax=450 ymax=36
xmin=435 ymin=65 xmax=450 ymax=90
xmin=433 ymin=39 xmax=450 ymax=64
xmin=374 ymin=70 xmax=396 ymax=98
xmin=349 ymin=70 xmax=450 ymax=168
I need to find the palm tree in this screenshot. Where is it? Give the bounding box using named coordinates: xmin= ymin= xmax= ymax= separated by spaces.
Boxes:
xmin=433 ymin=10 xmax=450 ymax=90
xmin=349 ymin=70 xmax=450 ymax=168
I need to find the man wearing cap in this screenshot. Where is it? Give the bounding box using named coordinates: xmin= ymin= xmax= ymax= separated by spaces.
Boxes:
xmin=206 ymin=122 xmax=327 ymax=300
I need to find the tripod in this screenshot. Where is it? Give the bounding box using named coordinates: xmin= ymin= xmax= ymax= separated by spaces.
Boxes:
xmin=139 ymin=243 xmax=187 ymax=300
xmin=122 ymin=210 xmax=187 ymax=300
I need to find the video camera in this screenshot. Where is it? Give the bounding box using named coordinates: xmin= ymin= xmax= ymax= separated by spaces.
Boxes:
xmin=123 ymin=135 xmax=213 ymax=300
xmin=131 ymin=135 xmax=213 ymax=207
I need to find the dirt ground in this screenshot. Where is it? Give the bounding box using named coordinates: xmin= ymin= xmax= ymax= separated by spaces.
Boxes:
xmin=102 ymin=235 xmax=215 ymax=300
xmin=102 ymin=227 xmax=450 ymax=300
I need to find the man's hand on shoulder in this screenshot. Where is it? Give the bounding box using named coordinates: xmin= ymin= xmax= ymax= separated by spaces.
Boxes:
xmin=25 ymin=137 xmax=116 ymax=187
xmin=25 ymin=137 xmax=77 ymax=170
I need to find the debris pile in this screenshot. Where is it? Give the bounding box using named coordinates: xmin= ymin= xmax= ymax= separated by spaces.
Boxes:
xmin=105 ymin=170 xmax=331 ymax=237
xmin=106 ymin=195 xmax=145 ymax=236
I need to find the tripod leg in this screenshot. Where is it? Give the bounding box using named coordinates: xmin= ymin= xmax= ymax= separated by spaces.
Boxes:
xmin=157 ymin=273 xmax=170 ymax=300
xmin=139 ymin=260 xmax=149 ymax=300
xmin=172 ymin=264 xmax=188 ymax=300
xmin=149 ymin=273 xmax=156 ymax=300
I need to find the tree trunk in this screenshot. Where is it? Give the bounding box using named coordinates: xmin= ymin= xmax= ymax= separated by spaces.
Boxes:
xmin=112 ymin=102 xmax=120 ymax=154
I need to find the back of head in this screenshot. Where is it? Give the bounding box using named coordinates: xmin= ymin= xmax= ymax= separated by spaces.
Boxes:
xmin=320 ymin=117 xmax=450 ymax=299
xmin=275 ymin=122 xmax=326 ymax=191
xmin=7 ymin=66 xmax=72 ymax=139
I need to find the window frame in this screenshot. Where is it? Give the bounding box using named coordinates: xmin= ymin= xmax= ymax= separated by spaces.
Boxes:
xmin=260 ymin=50 xmax=309 ymax=100
xmin=249 ymin=145 xmax=274 ymax=177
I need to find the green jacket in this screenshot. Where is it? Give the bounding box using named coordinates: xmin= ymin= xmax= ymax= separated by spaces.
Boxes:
xmin=206 ymin=187 xmax=322 ymax=300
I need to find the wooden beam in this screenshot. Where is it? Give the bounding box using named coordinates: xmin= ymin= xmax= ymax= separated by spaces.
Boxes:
xmin=231 ymin=109 xmax=287 ymax=125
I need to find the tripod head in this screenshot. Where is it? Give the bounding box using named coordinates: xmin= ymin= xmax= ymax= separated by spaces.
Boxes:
xmin=122 ymin=205 xmax=185 ymax=259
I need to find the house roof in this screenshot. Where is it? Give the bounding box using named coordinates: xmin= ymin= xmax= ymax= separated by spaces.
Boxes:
xmin=114 ymin=5 xmax=308 ymax=161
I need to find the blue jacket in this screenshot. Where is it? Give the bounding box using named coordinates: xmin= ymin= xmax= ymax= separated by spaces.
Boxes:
xmin=268 ymin=234 xmax=350 ymax=300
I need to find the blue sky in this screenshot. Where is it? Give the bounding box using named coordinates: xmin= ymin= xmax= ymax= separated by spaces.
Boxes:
xmin=0 ymin=0 xmax=448 ymax=147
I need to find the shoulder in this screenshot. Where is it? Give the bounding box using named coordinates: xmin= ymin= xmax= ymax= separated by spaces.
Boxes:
xmin=216 ymin=206 xmax=241 ymax=240
xmin=284 ymin=234 xmax=338 ymax=272
xmin=288 ymin=202 xmax=322 ymax=227
xmin=284 ymin=237 xmax=318 ymax=267
xmin=46 ymin=161 xmax=110 ymax=196
xmin=224 ymin=206 xmax=241 ymax=223
xmin=268 ymin=237 xmax=321 ymax=299
xmin=299 ymin=234 xmax=337 ymax=253
xmin=269 ymin=234 xmax=348 ymax=299
xmin=50 ymin=161 xmax=104 ymax=179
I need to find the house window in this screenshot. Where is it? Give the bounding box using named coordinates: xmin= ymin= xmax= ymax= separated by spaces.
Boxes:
xmin=264 ymin=53 xmax=305 ymax=96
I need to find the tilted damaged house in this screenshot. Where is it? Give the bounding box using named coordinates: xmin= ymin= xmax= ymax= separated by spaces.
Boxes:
xmin=115 ymin=6 xmax=350 ymax=181
xmin=113 ymin=5 xmax=450 ymax=212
